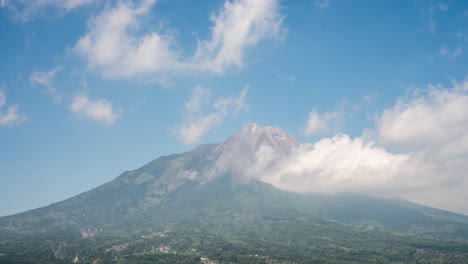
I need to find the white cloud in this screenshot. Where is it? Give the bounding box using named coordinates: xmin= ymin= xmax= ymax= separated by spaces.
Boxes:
xmin=436 ymin=46 xmax=463 ymax=58
xmin=178 ymin=86 xmax=248 ymax=145
xmin=247 ymin=77 xmax=468 ymax=214
xmin=453 ymin=47 xmax=463 ymax=57
xmin=192 ymin=0 xmax=285 ymax=73
xmin=314 ymin=0 xmax=330 ymax=9
xmin=376 ymin=79 xmax=468 ymax=151
xmin=0 ymin=90 xmax=26 ymax=126
xmin=256 ymin=132 xmax=468 ymax=214
xmin=70 ymin=95 xmax=119 ymax=125
xmin=2 ymin=0 xmax=96 ymax=22
xmin=303 ymin=109 xmax=343 ymax=136
xmin=438 ymin=3 xmax=448 ymax=11
xmin=259 ymin=135 xmax=412 ymax=194
xmin=30 ymin=66 xmax=62 ymax=103
xmin=419 ymin=3 xmax=437 ymax=34
xmin=74 ymin=0 xmax=180 ymax=79
xmin=437 ymin=46 xmax=448 ymax=56
xmin=74 ymin=0 xmax=285 ymax=79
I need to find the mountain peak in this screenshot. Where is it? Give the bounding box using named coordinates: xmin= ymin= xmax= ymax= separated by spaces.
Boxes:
xmin=232 ymin=123 xmax=300 ymax=148
xmin=206 ymin=123 xmax=300 ymax=180
xmin=245 ymin=122 xmax=258 ymax=130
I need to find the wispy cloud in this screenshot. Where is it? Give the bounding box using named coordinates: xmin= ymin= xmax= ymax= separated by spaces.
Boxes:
xmin=314 ymin=0 xmax=330 ymax=9
xmin=1 ymin=0 xmax=96 ymax=22
xmin=0 ymin=90 xmax=26 ymax=126
xmin=437 ymin=46 xmax=448 ymax=56
xmin=70 ymin=95 xmax=120 ymax=125
xmin=419 ymin=2 xmax=449 ymax=34
xmin=436 ymin=46 xmax=463 ymax=58
xmin=74 ymin=0 xmax=285 ymax=79
xmin=177 ymin=86 xmax=248 ymax=145
xmin=453 ymin=47 xmax=463 ymax=57
xmin=30 ymin=66 xmax=62 ymax=103
xmin=420 ymin=2 xmax=436 ymax=34
xmin=191 ymin=0 xmax=285 ymax=73
xmin=438 ymin=3 xmax=448 ymax=11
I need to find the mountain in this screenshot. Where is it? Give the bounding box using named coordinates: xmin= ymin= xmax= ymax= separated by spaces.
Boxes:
xmin=1 ymin=124 xmax=468 ymax=263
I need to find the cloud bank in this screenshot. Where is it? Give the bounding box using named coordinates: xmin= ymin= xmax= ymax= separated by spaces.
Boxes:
xmin=255 ymin=78 xmax=468 ymax=214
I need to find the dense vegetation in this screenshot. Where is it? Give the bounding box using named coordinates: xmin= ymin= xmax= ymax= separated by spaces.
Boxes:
xmin=2 ymin=214 xmax=468 ymax=263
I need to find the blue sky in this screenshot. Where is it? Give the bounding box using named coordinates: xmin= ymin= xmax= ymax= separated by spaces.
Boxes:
xmin=0 ymin=0 xmax=468 ymax=216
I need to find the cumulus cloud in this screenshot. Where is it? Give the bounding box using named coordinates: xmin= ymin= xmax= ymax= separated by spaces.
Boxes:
xmin=303 ymin=109 xmax=343 ymax=136
xmin=74 ymin=0 xmax=284 ymax=79
xmin=2 ymin=0 xmax=96 ymax=22
xmin=178 ymin=86 xmax=248 ymax=145
xmin=246 ymin=77 xmax=468 ymax=214
xmin=259 ymin=135 xmax=412 ymax=194
xmin=0 ymin=90 xmax=26 ymax=126
xmin=376 ymin=79 xmax=468 ymax=151
xmin=255 ymin=132 xmax=468 ymax=213
xmin=30 ymin=66 xmax=62 ymax=103
xmin=74 ymin=0 xmax=180 ymax=79
xmin=70 ymin=95 xmax=119 ymax=125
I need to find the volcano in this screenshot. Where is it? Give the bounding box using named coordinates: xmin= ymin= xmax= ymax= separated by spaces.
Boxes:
xmin=1 ymin=124 xmax=468 ymax=263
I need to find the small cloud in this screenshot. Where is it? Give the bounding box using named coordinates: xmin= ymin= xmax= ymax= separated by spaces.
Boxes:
xmin=30 ymin=66 xmax=62 ymax=103
xmin=435 ymin=46 xmax=463 ymax=58
xmin=362 ymin=95 xmax=374 ymax=102
xmin=437 ymin=46 xmax=448 ymax=56
xmin=419 ymin=3 xmax=437 ymax=34
xmin=0 ymin=90 xmax=26 ymax=127
xmin=438 ymin=3 xmax=448 ymax=11
xmin=314 ymin=0 xmax=330 ymax=8
xmin=453 ymin=47 xmax=463 ymax=57
xmin=303 ymin=109 xmax=343 ymax=136
xmin=177 ymin=86 xmax=248 ymax=145
xmin=70 ymin=95 xmax=119 ymax=125
xmin=0 ymin=0 xmax=8 ymax=8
